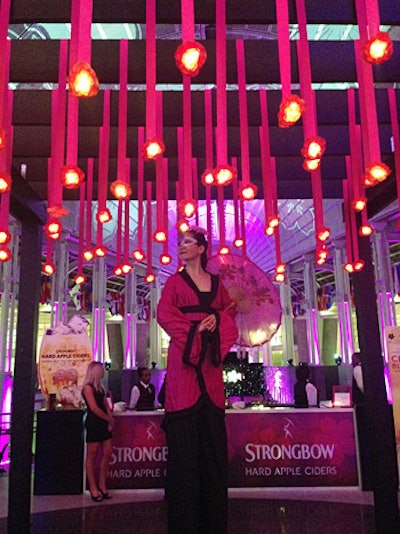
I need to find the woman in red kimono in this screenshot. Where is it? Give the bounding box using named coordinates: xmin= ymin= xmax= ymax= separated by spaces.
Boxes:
xmin=157 ymin=228 xmax=238 ymax=534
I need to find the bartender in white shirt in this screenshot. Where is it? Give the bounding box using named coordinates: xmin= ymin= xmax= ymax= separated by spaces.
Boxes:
xmin=129 ymin=367 xmax=156 ymax=410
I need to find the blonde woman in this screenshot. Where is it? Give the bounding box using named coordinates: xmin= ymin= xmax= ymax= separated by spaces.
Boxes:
xmin=82 ymin=361 xmax=114 ymax=501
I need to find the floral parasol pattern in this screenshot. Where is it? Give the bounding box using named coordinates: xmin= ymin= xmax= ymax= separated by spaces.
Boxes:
xmin=207 ymin=254 xmax=282 ymax=347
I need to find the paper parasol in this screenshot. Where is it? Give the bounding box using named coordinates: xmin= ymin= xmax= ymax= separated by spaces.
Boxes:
xmin=207 ymin=254 xmax=282 ymax=347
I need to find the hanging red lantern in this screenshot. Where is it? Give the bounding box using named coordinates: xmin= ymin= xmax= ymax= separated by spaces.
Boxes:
xmin=353 ymin=259 xmax=365 ymax=272
xmin=145 ymin=273 xmax=155 ymax=283
xmin=74 ymin=273 xmax=86 ymax=285
xmin=363 ymin=161 xmax=391 ymax=187
xmin=67 ymin=61 xmax=99 ymax=98
xmin=110 ymin=180 xmax=132 ymax=200
xmin=121 ymin=262 xmax=133 ymax=274
xmin=267 ymin=215 xmax=280 ymax=229
xmin=274 ymin=272 xmax=286 ymax=283
xmin=175 ymin=41 xmax=207 ymax=77
xmin=275 ymin=263 xmax=286 ymax=274
xmin=178 ymin=199 xmax=197 ymax=219
xmin=0 ymin=173 xmax=12 ymax=194
xmin=176 ymin=219 xmax=190 ymax=233
xmin=352 ymin=198 xmax=367 ymax=212
xmin=301 ymin=136 xmax=326 ymax=160
xmin=60 ymin=164 xmax=85 ymax=189
xmin=363 ymin=31 xmax=393 ymax=64
xmin=233 ymin=238 xmax=244 ymax=248
xmin=132 ymin=249 xmax=146 ymax=262
xmin=113 ymin=265 xmax=123 ymax=276
xmin=93 ymin=244 xmax=107 ymax=257
xmin=0 ymin=247 xmax=12 ymax=262
xmin=212 ymin=164 xmax=237 ymax=186
xmin=45 ymin=220 xmax=62 ymax=240
xmin=238 ymin=183 xmax=258 ymax=201
xmin=0 ymin=229 xmax=11 ymax=245
xmin=359 ymin=224 xmax=373 ymax=237
xmin=316 ymin=227 xmax=331 ymax=242
xmin=219 ymin=245 xmax=230 ymax=255
xmin=278 ymin=94 xmax=306 ymax=128
xmin=42 ymin=262 xmax=55 ymax=275
xmin=201 ymin=168 xmax=215 ymax=186
xmin=265 ymin=226 xmax=275 ymax=236
xmin=141 ymin=137 xmax=165 ymax=161
xmin=153 ymin=230 xmax=167 ymax=243
xmin=83 ymin=248 xmax=94 ymax=262
xmin=160 ymin=253 xmax=172 ymax=265
xmin=303 ymin=158 xmax=321 ymax=172
xmin=96 ymin=208 xmax=112 ymax=224
xmin=344 ymin=263 xmax=354 ymax=273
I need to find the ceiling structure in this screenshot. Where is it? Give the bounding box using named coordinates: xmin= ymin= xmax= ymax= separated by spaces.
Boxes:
xmin=5 ymin=0 xmax=400 ymax=296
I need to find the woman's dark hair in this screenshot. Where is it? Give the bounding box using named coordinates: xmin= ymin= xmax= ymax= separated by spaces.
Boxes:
xmin=188 ymin=229 xmax=208 ymax=270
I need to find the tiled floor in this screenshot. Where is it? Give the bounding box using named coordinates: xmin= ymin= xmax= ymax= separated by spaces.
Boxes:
xmin=1 ymin=475 xmax=388 ymax=533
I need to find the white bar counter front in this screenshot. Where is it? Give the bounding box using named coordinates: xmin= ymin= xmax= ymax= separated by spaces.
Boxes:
xmin=105 ymin=407 xmax=359 ymax=489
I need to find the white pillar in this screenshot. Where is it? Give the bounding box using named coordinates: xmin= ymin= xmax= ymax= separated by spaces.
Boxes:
xmin=279 ymin=268 xmax=295 ymax=364
xmin=333 ymin=242 xmax=354 ymax=364
xmin=372 ymin=224 xmax=396 ymax=362
xmin=124 ymin=266 xmax=137 ymax=369
xmin=91 ymin=256 xmax=107 ymax=362
xmin=50 ymin=239 xmax=69 ymax=327
xmin=303 ymin=255 xmax=321 ymax=365
xmin=149 ymin=275 xmax=162 ymax=367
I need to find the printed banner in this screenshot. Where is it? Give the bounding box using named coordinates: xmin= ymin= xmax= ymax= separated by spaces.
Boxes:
xmin=385 ymin=326 xmax=400 ymax=480
xmin=105 ymin=409 xmax=358 ymax=489
xmin=226 ymin=410 xmax=358 ymax=487
xmin=106 ymin=413 xmax=167 ymax=489
xmin=38 ymin=329 xmax=92 ymax=409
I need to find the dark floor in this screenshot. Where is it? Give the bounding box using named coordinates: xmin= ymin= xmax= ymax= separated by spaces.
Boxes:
xmin=1 ymin=498 xmax=377 ymax=534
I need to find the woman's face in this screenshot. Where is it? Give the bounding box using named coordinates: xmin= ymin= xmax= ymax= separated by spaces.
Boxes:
xmin=177 ymin=233 xmax=203 ymax=261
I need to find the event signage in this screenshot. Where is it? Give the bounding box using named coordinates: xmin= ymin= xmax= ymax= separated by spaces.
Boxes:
xmin=106 ymin=413 xmax=167 ymax=489
xmin=385 ymin=326 xmax=400 ymax=480
xmin=226 ymin=410 xmax=358 ymax=487
xmin=105 ymin=409 xmax=358 ymax=489
xmin=38 ymin=316 xmax=92 ymax=409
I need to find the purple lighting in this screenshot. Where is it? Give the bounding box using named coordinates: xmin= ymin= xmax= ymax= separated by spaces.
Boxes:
xmin=0 ymin=376 xmax=12 ymax=472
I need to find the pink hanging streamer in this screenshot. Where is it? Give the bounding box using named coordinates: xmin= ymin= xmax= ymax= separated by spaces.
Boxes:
xmin=276 ymin=0 xmax=291 ymax=98
xmin=137 ymin=127 xmax=145 ymax=251
xmin=85 ymin=158 xmax=94 ymax=249
xmin=78 ymin=182 xmax=85 ymax=274
xmin=204 ymin=90 xmax=213 ymax=250
xmin=183 ymin=75 xmax=193 ymax=199
xmin=342 ymin=179 xmax=354 ymax=264
xmin=354 ymin=39 xmax=381 ymax=165
xmin=146 ymin=181 xmax=153 ymax=275
xmin=118 ymin=40 xmax=128 ymax=183
xmin=146 ymin=0 xmax=157 ymax=138
xmin=296 ymin=0 xmax=325 ymax=234
xmin=236 ymin=40 xmax=250 ymax=186
xmin=215 ymin=0 xmax=227 ymax=164
xmin=388 ymin=88 xmax=400 ymax=215
xmin=181 ymin=0 xmax=195 ymax=42
xmin=259 ymin=90 xmax=273 ymax=224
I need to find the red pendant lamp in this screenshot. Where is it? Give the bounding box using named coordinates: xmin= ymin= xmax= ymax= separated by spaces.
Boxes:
xmin=276 ymin=0 xmax=305 ymax=128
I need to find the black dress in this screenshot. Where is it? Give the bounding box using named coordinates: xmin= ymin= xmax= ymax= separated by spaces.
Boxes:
xmin=83 ymin=385 xmax=112 ymax=443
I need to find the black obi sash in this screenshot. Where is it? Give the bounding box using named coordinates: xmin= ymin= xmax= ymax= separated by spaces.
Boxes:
xmin=178 ymin=269 xmax=222 ymax=369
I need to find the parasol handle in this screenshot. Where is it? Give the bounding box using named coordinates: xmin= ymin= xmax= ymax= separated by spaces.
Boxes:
xmin=224 ymin=301 xmax=236 ymax=312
